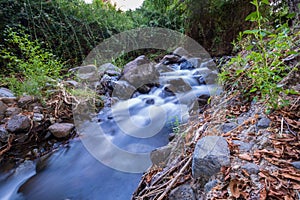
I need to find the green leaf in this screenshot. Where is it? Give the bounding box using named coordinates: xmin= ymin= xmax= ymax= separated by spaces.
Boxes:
xmin=250 ymin=87 xmax=257 ymax=93
xmin=246 ymin=45 xmax=254 ymax=50
xmin=245 ymin=11 xmax=258 ymax=21
xmin=261 ymin=0 xmax=270 ymax=5
xmin=243 ymin=29 xmax=260 ymax=35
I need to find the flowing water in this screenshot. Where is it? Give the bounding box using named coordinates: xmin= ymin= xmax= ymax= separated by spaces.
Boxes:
xmin=0 ymin=61 xmax=219 ymax=200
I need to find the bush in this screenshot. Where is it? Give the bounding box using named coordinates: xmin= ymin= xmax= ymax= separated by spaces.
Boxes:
xmin=219 ymin=0 xmax=299 ymax=110
xmin=0 ymin=27 xmax=63 ymax=98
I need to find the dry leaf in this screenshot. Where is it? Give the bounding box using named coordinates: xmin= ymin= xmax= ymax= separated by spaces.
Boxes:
xmin=229 ymin=179 xmax=241 ymax=198
xmin=238 ymin=153 xmax=252 ymax=161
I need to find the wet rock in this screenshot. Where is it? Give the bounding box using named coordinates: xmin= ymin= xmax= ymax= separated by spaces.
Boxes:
xmin=137 ymin=85 xmax=151 ymax=94
xmin=0 ymin=101 xmax=8 ymax=120
xmin=123 ymin=55 xmax=149 ymax=74
xmin=179 ymin=60 xmax=194 ymax=70
xmin=18 ymin=96 xmax=37 ymax=109
xmin=150 ymin=145 xmax=172 ymax=167
xmin=5 ymin=107 xmax=22 ymax=117
xmin=122 ymin=56 xmax=159 ymax=86
xmin=257 ymin=117 xmax=271 ymax=129
xmin=200 ymin=59 xmax=216 ymax=70
xmin=6 ymin=115 xmax=31 ymax=133
xmin=291 ymin=161 xmax=300 ymax=169
xmin=112 ymin=80 xmax=136 ymax=100
xmin=232 ymin=140 xmax=253 ymax=152
xmin=188 ymin=57 xmax=202 ymax=68
xmin=0 ymin=88 xmax=15 ymax=97
xmin=173 ymin=47 xmax=191 ymax=58
xmin=161 ymin=54 xmax=181 ymax=65
xmin=241 ymin=163 xmax=259 ymax=174
xmin=192 ymin=136 xmax=230 ymax=179
xmin=0 ymin=125 xmax=8 ymax=142
xmin=48 ymin=123 xmax=74 ymax=138
xmin=155 ymin=63 xmax=176 ymax=73
xmin=100 ymin=74 xmax=117 ymax=90
xmin=98 ymin=63 xmax=121 ymax=76
xmin=33 ymin=106 xmax=43 ymax=114
xmin=70 ymin=65 xmax=98 ymax=81
xmin=204 ymin=180 xmax=218 ymax=193
xmin=0 ymin=97 xmax=17 ymax=105
xmin=145 ymin=98 xmax=155 ymax=105
xmin=222 ymin=122 xmax=238 ymax=133
xmin=169 ymin=184 xmax=195 ymax=200
xmin=165 ymin=78 xmax=192 ymax=93
xmin=33 ymin=113 xmax=44 ymax=122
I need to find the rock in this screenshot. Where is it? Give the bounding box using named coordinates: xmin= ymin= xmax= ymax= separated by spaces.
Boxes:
xmin=169 ymin=185 xmax=195 ymax=200
xmin=257 ymin=117 xmax=271 ymax=129
xmin=112 ymin=80 xmax=136 ymax=100
xmin=48 ymin=123 xmax=74 ymax=138
xmin=161 ymin=54 xmax=181 ymax=65
xmin=150 ymin=145 xmax=172 ymax=167
xmin=291 ymin=161 xmax=300 ymax=169
xmin=33 ymin=106 xmax=43 ymax=114
xmin=64 ymin=80 xmax=79 ymax=88
xmin=0 ymin=125 xmax=9 ymax=142
xmin=241 ymin=163 xmax=259 ymax=174
xmin=100 ymin=74 xmax=118 ymax=90
xmin=204 ymin=180 xmax=218 ymax=193
xmin=123 ymin=55 xmax=149 ymax=74
xmin=137 ymin=85 xmax=151 ymax=94
xmin=69 ymin=65 xmax=98 ymax=81
xmin=188 ymin=57 xmax=202 ymax=68
xmin=232 ymin=140 xmax=253 ymax=152
xmin=0 ymin=88 xmax=15 ymax=97
xmin=98 ymin=63 xmax=121 ymax=76
xmin=18 ymin=96 xmax=37 ymax=109
xmin=122 ymin=56 xmax=159 ymax=86
xmin=179 ymin=60 xmax=194 ymax=70
xmin=173 ymin=47 xmax=191 ymax=58
xmin=155 ymin=63 xmax=175 ymax=73
xmin=200 ymin=59 xmax=216 ymax=70
xmin=33 ymin=113 xmax=44 ymax=122
xmin=6 ymin=115 xmax=31 ymax=134
xmin=222 ymin=122 xmax=238 ymax=133
xmin=0 ymin=97 xmax=17 ymax=105
xmin=164 ymin=78 xmax=192 ymax=94
xmin=0 ymin=101 xmax=8 ymax=119
xmin=5 ymin=107 xmax=22 ymax=117
xmin=192 ymin=136 xmax=230 ymax=179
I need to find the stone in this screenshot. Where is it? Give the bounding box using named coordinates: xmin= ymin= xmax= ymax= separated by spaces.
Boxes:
xmin=64 ymin=80 xmax=79 ymax=88
xmin=0 ymin=101 xmax=8 ymax=119
xmin=123 ymin=55 xmax=149 ymax=74
xmin=169 ymin=185 xmax=195 ymax=200
xmin=192 ymin=136 xmax=230 ymax=179
xmin=98 ymin=63 xmax=121 ymax=76
xmin=173 ymin=47 xmax=191 ymax=58
xmin=0 ymin=88 xmax=15 ymax=97
xmin=291 ymin=161 xmax=300 ymax=169
xmin=161 ymin=54 xmax=181 ymax=65
xmin=200 ymin=59 xmax=217 ymax=70
xmin=150 ymin=145 xmax=172 ymax=167
xmin=155 ymin=63 xmax=175 ymax=73
xmin=6 ymin=115 xmax=31 ymax=134
xmin=232 ymin=140 xmax=253 ymax=152
xmin=122 ymin=56 xmax=159 ymax=86
xmin=0 ymin=97 xmax=17 ymax=105
xmin=18 ymin=96 xmax=37 ymax=109
xmin=48 ymin=123 xmax=74 ymax=138
xmin=179 ymin=60 xmax=194 ymax=70
xmin=5 ymin=107 xmax=22 ymax=117
xmin=69 ymin=65 xmax=98 ymax=81
xmin=164 ymin=78 xmax=192 ymax=94
xmin=188 ymin=57 xmax=202 ymax=68
xmin=0 ymin=125 xmax=9 ymax=142
xmin=137 ymin=85 xmax=151 ymax=94
xmin=33 ymin=113 xmax=44 ymax=122
xmin=222 ymin=122 xmax=238 ymax=133
xmin=204 ymin=180 xmax=218 ymax=193
xmin=100 ymin=74 xmax=117 ymax=90
xmin=241 ymin=163 xmax=259 ymax=174
xmin=112 ymin=80 xmax=136 ymax=100
xmin=257 ymin=117 xmax=271 ymax=129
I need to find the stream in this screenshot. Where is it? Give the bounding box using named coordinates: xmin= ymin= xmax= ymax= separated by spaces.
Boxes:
xmin=0 ymin=58 xmax=219 ymax=200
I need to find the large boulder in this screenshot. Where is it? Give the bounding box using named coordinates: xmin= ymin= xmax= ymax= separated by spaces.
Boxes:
xmin=122 ymin=56 xmax=159 ymax=87
xmin=48 ymin=123 xmax=74 ymax=138
xmin=192 ymin=136 xmax=230 ymax=180
xmin=6 ymin=115 xmax=31 ymax=134
xmin=112 ymin=80 xmax=136 ymax=100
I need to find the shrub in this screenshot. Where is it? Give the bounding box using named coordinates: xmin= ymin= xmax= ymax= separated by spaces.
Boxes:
xmin=0 ymin=27 xmax=63 ymax=98
xmin=219 ymin=0 xmax=299 ymax=110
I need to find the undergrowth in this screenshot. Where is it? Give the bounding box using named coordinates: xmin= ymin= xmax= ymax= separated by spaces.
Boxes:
xmin=219 ymin=0 xmax=299 ymax=111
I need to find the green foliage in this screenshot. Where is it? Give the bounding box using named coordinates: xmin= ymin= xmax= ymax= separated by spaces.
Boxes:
xmin=0 ymin=27 xmax=63 ymax=98
xmin=219 ymin=0 xmax=299 ymax=110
